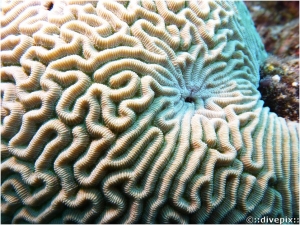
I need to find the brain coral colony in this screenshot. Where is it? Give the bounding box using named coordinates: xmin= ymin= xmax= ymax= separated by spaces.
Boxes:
xmin=1 ymin=0 xmax=299 ymax=224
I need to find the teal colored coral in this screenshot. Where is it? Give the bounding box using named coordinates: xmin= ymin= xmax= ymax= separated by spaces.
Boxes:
xmin=1 ymin=0 xmax=298 ymax=224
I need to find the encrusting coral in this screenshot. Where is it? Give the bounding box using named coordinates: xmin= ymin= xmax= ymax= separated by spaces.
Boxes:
xmin=1 ymin=0 xmax=299 ymax=224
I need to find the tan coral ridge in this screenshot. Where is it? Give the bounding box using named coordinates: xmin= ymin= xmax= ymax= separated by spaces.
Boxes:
xmin=1 ymin=0 xmax=299 ymax=224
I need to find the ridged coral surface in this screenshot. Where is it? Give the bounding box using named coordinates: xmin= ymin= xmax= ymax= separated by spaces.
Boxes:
xmin=1 ymin=0 xmax=299 ymax=223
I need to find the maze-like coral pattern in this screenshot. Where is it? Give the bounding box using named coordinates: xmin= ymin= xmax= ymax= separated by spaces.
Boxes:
xmin=1 ymin=0 xmax=299 ymax=223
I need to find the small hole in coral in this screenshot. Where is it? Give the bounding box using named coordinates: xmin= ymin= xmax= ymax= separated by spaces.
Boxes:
xmin=185 ymin=96 xmax=194 ymax=103
xmin=45 ymin=2 xmax=54 ymax=10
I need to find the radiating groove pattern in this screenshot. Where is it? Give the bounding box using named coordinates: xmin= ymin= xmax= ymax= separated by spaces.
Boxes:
xmin=1 ymin=0 xmax=298 ymax=223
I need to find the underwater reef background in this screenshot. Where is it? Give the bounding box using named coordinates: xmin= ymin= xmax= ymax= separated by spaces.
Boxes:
xmin=245 ymin=1 xmax=299 ymax=122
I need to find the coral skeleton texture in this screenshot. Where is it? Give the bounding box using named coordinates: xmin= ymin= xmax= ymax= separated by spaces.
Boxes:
xmin=1 ymin=0 xmax=299 ymax=224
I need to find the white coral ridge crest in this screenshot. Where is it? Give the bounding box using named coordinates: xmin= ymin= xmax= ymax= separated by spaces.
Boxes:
xmin=1 ymin=0 xmax=298 ymax=224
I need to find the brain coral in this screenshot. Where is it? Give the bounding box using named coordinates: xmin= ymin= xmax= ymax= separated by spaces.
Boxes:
xmin=1 ymin=0 xmax=299 ymax=224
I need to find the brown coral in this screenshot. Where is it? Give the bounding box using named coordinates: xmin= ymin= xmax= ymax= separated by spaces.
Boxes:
xmin=259 ymin=56 xmax=299 ymax=122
